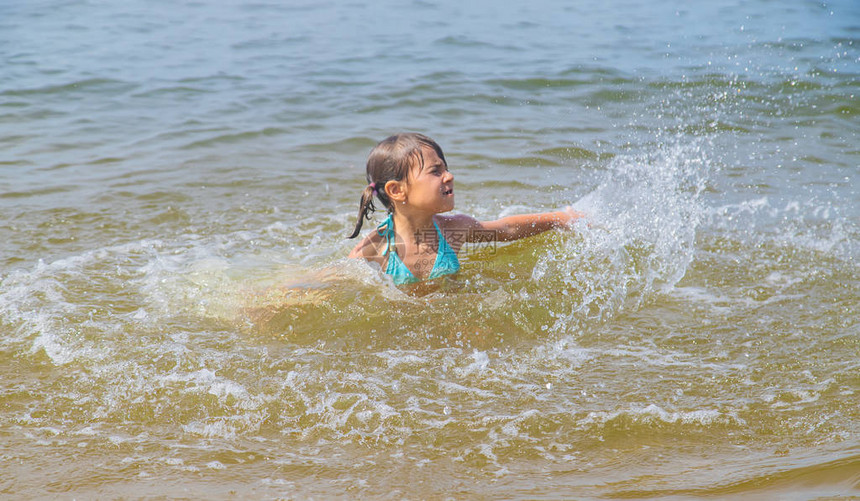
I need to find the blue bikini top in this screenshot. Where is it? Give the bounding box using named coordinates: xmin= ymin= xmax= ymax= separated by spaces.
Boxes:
xmin=377 ymin=213 xmax=460 ymax=285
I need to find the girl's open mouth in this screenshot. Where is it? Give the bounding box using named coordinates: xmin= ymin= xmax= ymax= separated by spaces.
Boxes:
xmin=442 ymin=187 xmax=453 ymax=195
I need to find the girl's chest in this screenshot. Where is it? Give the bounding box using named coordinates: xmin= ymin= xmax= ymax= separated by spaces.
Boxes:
xmin=396 ymin=240 xmax=440 ymax=279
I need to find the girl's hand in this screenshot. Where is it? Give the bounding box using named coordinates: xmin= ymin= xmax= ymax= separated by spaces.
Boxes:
xmin=562 ymin=206 xmax=588 ymax=228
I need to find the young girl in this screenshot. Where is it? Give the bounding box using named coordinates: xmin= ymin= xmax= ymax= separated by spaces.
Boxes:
xmin=348 ymin=133 xmax=586 ymax=285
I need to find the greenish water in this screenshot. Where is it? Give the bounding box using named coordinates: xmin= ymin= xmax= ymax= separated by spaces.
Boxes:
xmin=1 ymin=0 xmax=858 ymax=498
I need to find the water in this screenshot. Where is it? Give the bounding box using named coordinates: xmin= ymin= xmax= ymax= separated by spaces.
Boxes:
xmin=1 ymin=0 xmax=858 ymax=498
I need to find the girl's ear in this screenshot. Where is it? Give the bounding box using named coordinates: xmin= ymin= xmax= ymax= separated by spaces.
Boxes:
xmin=384 ymin=180 xmax=407 ymax=204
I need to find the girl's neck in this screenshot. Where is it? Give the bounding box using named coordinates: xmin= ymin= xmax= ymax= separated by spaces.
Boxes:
xmin=391 ymin=210 xmax=435 ymax=238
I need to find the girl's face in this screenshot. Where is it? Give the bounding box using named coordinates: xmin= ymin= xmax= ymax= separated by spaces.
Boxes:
xmin=404 ymin=146 xmax=455 ymax=214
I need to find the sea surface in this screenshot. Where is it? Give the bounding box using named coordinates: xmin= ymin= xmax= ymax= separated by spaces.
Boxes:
xmin=1 ymin=0 xmax=858 ymax=498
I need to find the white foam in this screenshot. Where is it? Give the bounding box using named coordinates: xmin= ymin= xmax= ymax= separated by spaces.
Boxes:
xmin=538 ymin=339 xmax=594 ymax=367
xmin=376 ymin=350 xmax=428 ymax=368
xmin=582 ymin=404 xmax=742 ymax=428
xmin=437 ymin=379 xmax=496 ymax=398
xmin=159 ymin=368 xmax=261 ymax=409
xmin=671 ymin=286 xmax=734 ymax=313
xmin=29 ymin=331 xmax=77 ymax=365
xmin=710 ymin=194 xmax=857 ymax=259
xmin=455 ymin=350 xmax=490 ymax=377
xmin=0 ymin=239 xmax=171 ymax=363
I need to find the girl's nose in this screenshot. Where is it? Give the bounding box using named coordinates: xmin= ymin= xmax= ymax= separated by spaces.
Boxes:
xmin=443 ymin=170 xmax=454 ymax=182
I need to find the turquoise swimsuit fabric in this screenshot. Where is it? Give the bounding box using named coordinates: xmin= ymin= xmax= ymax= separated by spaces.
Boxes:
xmin=377 ymin=213 xmax=460 ymax=285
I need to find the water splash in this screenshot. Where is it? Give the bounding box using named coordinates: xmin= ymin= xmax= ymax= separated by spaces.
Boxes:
xmin=532 ymin=140 xmax=710 ymax=331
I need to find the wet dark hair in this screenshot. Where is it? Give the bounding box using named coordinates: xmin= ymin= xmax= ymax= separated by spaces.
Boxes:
xmin=347 ymin=133 xmax=447 ymax=238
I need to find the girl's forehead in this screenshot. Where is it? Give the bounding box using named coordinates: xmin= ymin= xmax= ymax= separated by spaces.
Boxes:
xmin=408 ymin=147 xmax=444 ymax=179
xmin=404 ymin=144 xmax=446 ymax=181
xmin=416 ymin=145 xmax=445 ymax=167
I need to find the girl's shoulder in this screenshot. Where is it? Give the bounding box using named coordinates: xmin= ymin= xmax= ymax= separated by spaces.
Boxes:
xmin=348 ymin=230 xmax=387 ymax=262
xmin=434 ymin=213 xmax=482 ymax=252
xmin=434 ymin=213 xmax=480 ymax=231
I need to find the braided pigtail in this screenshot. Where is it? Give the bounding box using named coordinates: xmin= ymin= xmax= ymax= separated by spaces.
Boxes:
xmin=347 ymin=182 xmax=379 ymax=238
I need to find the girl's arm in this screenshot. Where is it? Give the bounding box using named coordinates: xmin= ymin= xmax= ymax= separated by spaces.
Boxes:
xmin=479 ymin=208 xmax=586 ymax=241
xmin=443 ymin=208 xmax=586 ymax=245
xmin=348 ymin=233 xmax=386 ymax=265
